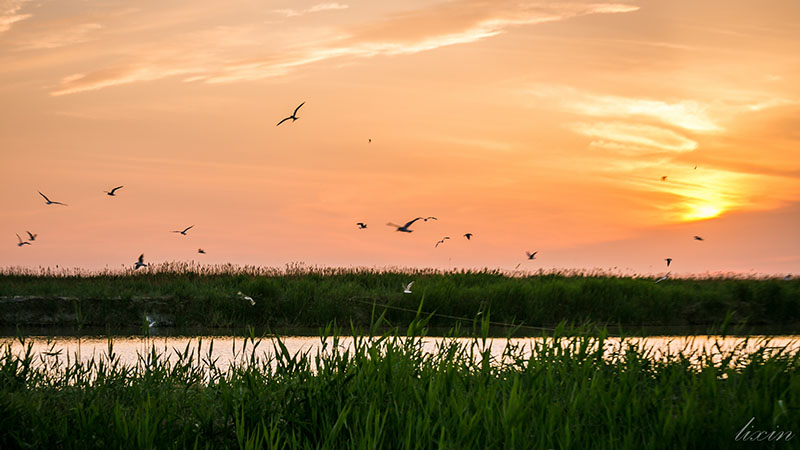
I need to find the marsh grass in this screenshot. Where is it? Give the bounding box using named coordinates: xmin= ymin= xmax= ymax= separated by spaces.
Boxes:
xmin=1 ymin=313 xmax=799 ymax=449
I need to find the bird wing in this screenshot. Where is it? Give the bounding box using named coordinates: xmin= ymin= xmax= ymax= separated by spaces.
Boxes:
xmin=406 ymin=281 xmax=414 ymax=290
xmin=386 ymin=222 xmax=401 ymax=228
xmin=293 ymin=102 xmax=305 ymax=116
xmin=183 ymin=225 xmax=194 ymax=233
xmin=111 ymin=186 xmax=123 ymax=193
xmin=403 ymin=217 xmax=423 ymax=228
xmin=52 ymin=201 xmax=67 ymax=206
xmin=138 ymin=254 xmax=144 ymax=263
xmin=276 ymin=116 xmax=292 ymax=126
xmin=26 ymin=231 xmax=35 ymax=240
xmin=16 ymin=233 xmax=23 ymax=243
xmin=38 ymin=191 xmax=51 ymax=202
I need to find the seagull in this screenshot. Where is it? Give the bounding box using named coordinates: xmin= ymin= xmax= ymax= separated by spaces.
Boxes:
xmin=104 ymin=186 xmax=124 ymax=196
xmin=356 ymin=222 xmax=367 ymax=229
xmin=16 ymin=234 xmax=31 ymax=247
xmin=435 ymin=236 xmax=450 ymax=248
xmin=38 ymin=191 xmax=67 ymax=206
xmin=424 ymin=216 xmax=437 ymax=221
xmin=387 ymin=217 xmax=423 ymax=233
xmin=403 ymin=282 xmax=414 ymax=294
xmin=276 ymin=102 xmax=305 ymax=126
xmin=134 ymin=254 xmax=148 ymax=269
xmin=464 ymin=233 xmax=472 ymax=240
xmin=655 ymin=273 xmax=670 ymax=283
xmin=26 ymin=231 xmax=37 ymax=241
xmin=172 ymin=225 xmax=194 ymax=236
xmin=660 ymin=176 xmax=668 ymax=181
xmin=198 ymin=248 xmax=206 ymax=254
xmin=526 ymin=251 xmax=537 ymax=260
xmin=785 ymin=275 xmax=792 ymax=281
xmin=237 ymin=291 xmax=256 ymax=306
xmin=145 ymin=314 xmax=157 ymax=328
xmin=665 ymin=258 xmax=672 ymax=267
xmin=693 ymin=235 xmax=704 ymax=241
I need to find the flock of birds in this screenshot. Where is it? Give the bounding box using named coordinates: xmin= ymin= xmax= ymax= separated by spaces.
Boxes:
xmin=16 ymin=101 xmax=720 ymax=298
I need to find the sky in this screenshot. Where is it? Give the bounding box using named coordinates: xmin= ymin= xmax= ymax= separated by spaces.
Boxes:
xmin=1 ymin=0 xmax=798 ymax=276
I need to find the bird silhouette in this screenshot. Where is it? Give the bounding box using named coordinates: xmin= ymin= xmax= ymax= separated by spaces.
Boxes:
xmin=424 ymin=216 xmax=437 ymax=221
xmin=172 ymin=225 xmax=194 ymax=235
xmin=403 ymin=282 xmax=414 ymax=294
xmin=464 ymin=233 xmax=472 ymax=240
xmin=387 ymin=217 xmax=423 ymax=233
xmin=26 ymin=231 xmax=37 ymax=241
xmin=660 ymin=176 xmax=668 ymax=181
xmin=693 ymin=235 xmax=704 ymax=241
xmin=526 ymin=251 xmax=537 ymax=260
xmin=356 ymin=222 xmax=367 ymax=229
xmin=665 ymin=258 xmax=672 ymax=267
xmin=276 ymin=102 xmax=305 ymax=126
xmin=16 ymin=234 xmax=31 ymax=247
xmin=104 ymin=186 xmax=124 ymax=196
xmin=435 ymin=237 xmax=450 ymax=248
xmin=38 ymin=191 xmax=67 ymax=206
xmin=134 ymin=254 xmax=148 ymax=269
xmin=198 ymin=248 xmax=206 ymax=254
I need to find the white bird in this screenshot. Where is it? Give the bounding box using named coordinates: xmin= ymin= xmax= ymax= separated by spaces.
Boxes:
xmin=26 ymin=231 xmax=37 ymax=241
xmin=403 ymin=282 xmax=414 ymax=294
xmin=104 ymin=185 xmax=124 ymax=196
xmin=237 ymin=291 xmax=256 ymax=306
xmin=16 ymin=234 xmax=31 ymax=247
xmin=655 ymin=273 xmax=670 ymax=283
xmin=172 ymin=225 xmax=194 ymax=235
xmin=387 ymin=217 xmax=423 ymax=233
xmin=276 ymin=102 xmax=305 ymax=126
xmin=38 ymin=191 xmax=67 ymax=206
xmin=526 ymin=251 xmax=537 ymax=260
xmin=145 ymin=314 xmax=157 ymax=328
xmin=134 ymin=254 xmax=148 ymax=269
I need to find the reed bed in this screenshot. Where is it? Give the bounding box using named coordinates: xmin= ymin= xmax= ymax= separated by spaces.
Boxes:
xmin=1 ymin=319 xmax=798 ymax=449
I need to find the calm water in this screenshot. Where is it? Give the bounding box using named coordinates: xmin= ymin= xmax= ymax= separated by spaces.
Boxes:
xmin=2 ymin=335 xmax=798 ymax=371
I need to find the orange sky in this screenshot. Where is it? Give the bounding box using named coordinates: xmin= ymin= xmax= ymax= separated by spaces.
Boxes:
xmin=1 ymin=0 xmax=798 ymax=275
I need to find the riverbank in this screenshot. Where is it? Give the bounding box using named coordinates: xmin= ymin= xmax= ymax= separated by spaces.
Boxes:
xmin=1 ymin=267 xmax=798 ymax=331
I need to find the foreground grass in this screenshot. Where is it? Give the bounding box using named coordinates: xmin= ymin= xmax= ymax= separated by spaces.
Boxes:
xmin=1 ymin=320 xmax=799 ymax=449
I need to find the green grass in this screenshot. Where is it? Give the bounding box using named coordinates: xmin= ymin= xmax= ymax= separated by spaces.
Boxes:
xmin=1 ymin=318 xmax=798 ymax=449
xmin=1 ymin=263 xmax=799 ymax=329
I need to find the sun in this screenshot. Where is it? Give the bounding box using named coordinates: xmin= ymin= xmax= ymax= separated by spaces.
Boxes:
xmin=683 ymin=204 xmax=722 ymax=221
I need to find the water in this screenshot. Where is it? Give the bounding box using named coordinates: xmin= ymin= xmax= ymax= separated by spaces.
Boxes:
xmin=2 ymin=334 xmax=798 ymax=371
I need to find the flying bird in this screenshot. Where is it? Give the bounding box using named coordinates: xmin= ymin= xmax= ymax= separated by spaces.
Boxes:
xmin=660 ymin=176 xmax=668 ymax=181
xmin=464 ymin=233 xmax=472 ymax=240
xmin=368 ymin=138 xmax=371 ymax=143
xmin=526 ymin=251 xmax=537 ymax=260
xmin=424 ymin=216 xmax=437 ymax=221
xmin=693 ymin=235 xmax=704 ymax=241
xmin=172 ymin=225 xmax=194 ymax=235
xmin=16 ymin=234 xmax=31 ymax=247
xmin=38 ymin=191 xmax=67 ymax=206
xmin=26 ymin=231 xmax=37 ymax=241
xmin=387 ymin=217 xmax=423 ymax=233
xmin=655 ymin=273 xmax=670 ymax=283
xmin=356 ymin=222 xmax=367 ymax=229
xmin=403 ymin=282 xmax=414 ymax=294
xmin=104 ymin=186 xmax=124 ymax=196
xmin=134 ymin=254 xmax=148 ymax=269
xmin=198 ymin=248 xmax=206 ymax=254
xmin=237 ymin=291 xmax=256 ymax=306
xmin=665 ymin=258 xmax=672 ymax=267
xmin=276 ymin=102 xmax=305 ymax=126
xmin=435 ymin=236 xmax=450 ymax=248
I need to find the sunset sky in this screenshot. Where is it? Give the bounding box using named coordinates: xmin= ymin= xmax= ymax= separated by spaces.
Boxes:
xmin=1 ymin=0 xmax=798 ymax=275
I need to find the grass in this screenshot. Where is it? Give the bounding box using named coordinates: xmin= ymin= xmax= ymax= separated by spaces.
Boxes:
xmin=0 ymin=316 xmax=798 ymax=449
xmin=1 ymin=263 xmax=799 ymax=330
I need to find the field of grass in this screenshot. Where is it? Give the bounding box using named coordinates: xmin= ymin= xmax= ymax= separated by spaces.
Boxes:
xmin=1 ymin=319 xmax=798 ymax=449
xmin=1 ymin=263 xmax=799 ymax=330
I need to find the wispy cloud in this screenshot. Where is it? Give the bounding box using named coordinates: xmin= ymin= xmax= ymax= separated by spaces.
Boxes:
xmin=571 ymin=121 xmax=697 ymax=154
xmin=273 ymin=2 xmax=349 ymax=18
xmin=0 ymin=0 xmax=32 ymax=33
xmin=15 ymin=22 xmax=102 ymax=50
xmin=49 ymin=1 xmax=639 ymax=95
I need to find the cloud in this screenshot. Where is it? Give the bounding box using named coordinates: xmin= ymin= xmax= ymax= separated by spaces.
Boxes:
xmin=15 ymin=22 xmax=102 ymax=50
xmin=273 ymin=2 xmax=349 ymax=18
xmin=0 ymin=0 xmax=32 ymax=33
xmin=570 ymin=121 xmax=698 ymax=153
xmin=50 ymin=1 xmax=639 ymax=95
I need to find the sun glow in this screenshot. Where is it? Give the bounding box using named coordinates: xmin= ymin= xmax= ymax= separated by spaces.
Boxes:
xmin=683 ymin=204 xmax=722 ymax=221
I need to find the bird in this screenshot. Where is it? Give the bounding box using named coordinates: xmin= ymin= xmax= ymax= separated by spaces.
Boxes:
xmin=665 ymin=258 xmax=672 ymax=267
xmin=26 ymin=231 xmax=37 ymax=241
xmin=693 ymin=165 xmax=697 ymax=170
xmin=660 ymin=176 xmax=668 ymax=181
xmin=172 ymin=225 xmax=194 ymax=236
xmin=403 ymin=282 xmax=414 ymax=294
xmin=145 ymin=314 xmax=158 ymax=328
xmin=134 ymin=254 xmax=148 ymax=269
xmin=693 ymin=235 xmax=704 ymax=241
xmin=655 ymin=273 xmax=670 ymax=283
xmin=464 ymin=233 xmax=472 ymax=240
xmin=38 ymin=191 xmax=67 ymax=206
xmin=104 ymin=186 xmax=124 ymax=196
xmin=198 ymin=248 xmax=206 ymax=254
xmin=356 ymin=222 xmax=367 ymax=229
xmin=424 ymin=216 xmax=437 ymax=221
xmin=785 ymin=275 xmax=792 ymax=281
xmin=276 ymin=102 xmax=305 ymax=126
xmin=526 ymin=251 xmax=537 ymax=260
xmin=435 ymin=237 xmax=450 ymax=248
xmin=237 ymin=291 xmax=256 ymax=306
xmin=368 ymin=138 xmax=372 ymax=143
xmin=387 ymin=217 xmax=423 ymax=233
xmin=16 ymin=234 xmax=31 ymax=247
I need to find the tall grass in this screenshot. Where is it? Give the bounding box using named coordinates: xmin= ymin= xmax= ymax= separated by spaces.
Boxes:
xmin=1 ymin=264 xmax=799 ymax=329
xmin=1 ymin=318 xmax=798 ymax=449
